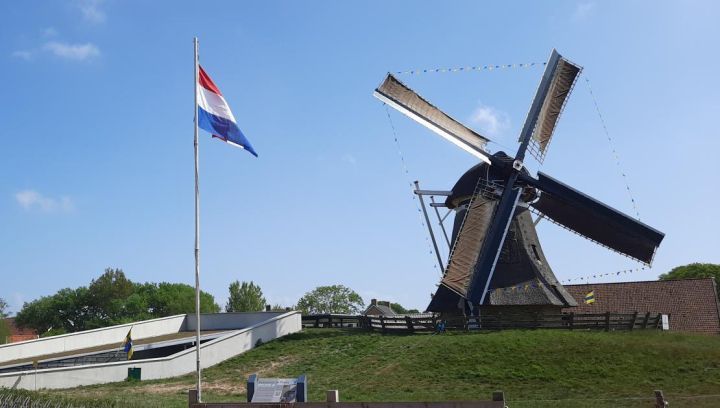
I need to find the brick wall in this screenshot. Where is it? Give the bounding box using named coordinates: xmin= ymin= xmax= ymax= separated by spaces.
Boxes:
xmin=563 ymin=278 xmax=720 ymax=334
xmin=3 ymin=318 xmax=39 ymax=343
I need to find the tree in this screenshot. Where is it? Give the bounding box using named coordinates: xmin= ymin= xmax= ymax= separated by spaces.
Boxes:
xmin=15 ymin=268 xmax=221 ymax=336
xmin=391 ymin=303 xmax=420 ymax=315
xmin=54 ymin=287 xmax=92 ymax=331
xmin=15 ymin=287 xmax=92 ymax=333
xmin=226 ymin=281 xmax=266 ymax=312
xmin=148 ymin=282 xmax=220 ymax=316
xmin=0 ymin=298 xmax=8 ymax=344
xmin=86 ymin=268 xmax=135 ymax=325
xmin=0 ymin=320 xmax=8 ymax=344
xmin=659 ymin=263 xmax=720 ymax=297
xmin=0 ymin=297 xmax=8 ymax=318
xmin=296 ymin=285 xmax=364 ymax=315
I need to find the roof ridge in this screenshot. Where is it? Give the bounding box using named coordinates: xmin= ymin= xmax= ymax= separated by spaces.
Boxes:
xmin=565 ymin=277 xmax=716 ymax=286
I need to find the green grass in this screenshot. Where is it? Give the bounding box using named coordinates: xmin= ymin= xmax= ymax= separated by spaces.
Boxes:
xmin=25 ymin=329 xmax=720 ymax=407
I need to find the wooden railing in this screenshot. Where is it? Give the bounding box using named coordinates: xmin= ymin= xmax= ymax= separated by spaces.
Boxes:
xmin=301 ymin=314 xmax=362 ymax=329
xmin=187 ymin=388 xmax=673 ymax=408
xmin=188 ymin=389 xmax=506 ymax=408
xmin=303 ymin=312 xmax=665 ymax=333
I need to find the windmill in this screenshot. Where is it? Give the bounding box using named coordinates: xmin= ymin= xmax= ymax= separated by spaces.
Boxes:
xmin=373 ymin=49 xmax=665 ymax=314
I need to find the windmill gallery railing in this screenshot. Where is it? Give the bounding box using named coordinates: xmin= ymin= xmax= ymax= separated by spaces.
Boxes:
xmin=302 ymin=312 xmax=666 ymax=333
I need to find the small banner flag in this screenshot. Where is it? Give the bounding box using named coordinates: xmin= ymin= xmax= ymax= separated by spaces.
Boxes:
xmin=197 ymin=65 xmax=258 ymax=157
xmin=123 ymin=329 xmax=134 ymax=360
xmin=584 ymin=291 xmax=596 ymax=305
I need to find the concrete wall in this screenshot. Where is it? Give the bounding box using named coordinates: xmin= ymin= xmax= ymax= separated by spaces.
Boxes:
xmin=186 ymin=311 xmax=287 ymax=331
xmin=0 ymin=311 xmax=301 ymax=390
xmin=0 ymin=315 xmax=187 ymax=365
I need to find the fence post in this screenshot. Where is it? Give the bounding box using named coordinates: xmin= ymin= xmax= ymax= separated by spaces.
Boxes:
xmin=380 ymin=316 xmax=386 ymax=333
xmin=569 ymin=312 xmax=574 ymax=330
xmin=605 ymin=312 xmax=611 ymax=332
xmin=492 ymin=391 xmax=505 ymax=403
xmin=327 ymin=390 xmax=340 ymax=402
xmin=654 ymin=390 xmax=668 ymax=407
xmin=314 ymin=316 xmax=319 ymax=328
xmin=188 ymin=389 xmax=198 ymax=406
xmin=405 ymin=316 xmax=414 ymax=333
xmin=629 ymin=311 xmax=638 ymax=331
xmin=642 ymin=312 xmax=650 ymax=329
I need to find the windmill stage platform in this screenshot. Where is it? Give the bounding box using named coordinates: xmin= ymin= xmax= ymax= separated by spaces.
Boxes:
xmin=0 ymin=311 xmax=301 ymax=390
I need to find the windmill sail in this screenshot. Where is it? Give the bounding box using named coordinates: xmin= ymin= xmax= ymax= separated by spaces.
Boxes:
xmin=465 ymin=186 xmax=523 ymax=304
xmin=374 ymin=74 xmax=492 ymax=164
xmin=529 ymin=57 xmax=581 ymax=159
xmin=526 ymin=172 xmax=664 ymax=264
xmin=441 ymin=197 xmax=498 ymax=298
xmin=517 ymin=49 xmax=582 ymax=163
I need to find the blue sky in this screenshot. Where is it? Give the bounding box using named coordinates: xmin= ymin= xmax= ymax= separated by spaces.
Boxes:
xmin=1 ymin=1 xmax=718 ymax=313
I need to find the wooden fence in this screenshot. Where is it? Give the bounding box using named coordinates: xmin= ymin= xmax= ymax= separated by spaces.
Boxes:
xmin=189 ymin=402 xmax=506 ymax=408
xmin=302 ymin=312 xmax=665 ymax=333
xmin=189 ymin=389 xmax=506 ymax=408
xmin=301 ymin=314 xmax=362 ymax=329
xmin=187 ymin=389 xmax=673 ymax=408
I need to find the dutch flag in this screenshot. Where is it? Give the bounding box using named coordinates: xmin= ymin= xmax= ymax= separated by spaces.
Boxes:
xmin=197 ymin=66 xmax=257 ymax=157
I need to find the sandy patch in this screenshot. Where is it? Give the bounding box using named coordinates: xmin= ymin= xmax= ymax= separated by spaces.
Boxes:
xmin=137 ymin=355 xmax=300 ymax=396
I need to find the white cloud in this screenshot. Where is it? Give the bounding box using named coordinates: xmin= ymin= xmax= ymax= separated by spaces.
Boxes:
xmin=469 ymin=103 xmax=510 ymax=137
xmin=11 ymin=50 xmax=34 ymax=60
xmin=341 ymin=153 xmax=358 ymax=166
xmin=76 ymin=0 xmax=106 ymax=24
xmin=43 ymin=27 xmax=59 ymax=37
xmin=14 ymin=190 xmax=74 ymax=213
xmin=43 ymin=41 xmax=100 ymax=61
xmin=572 ymin=2 xmax=595 ymax=21
xmin=11 ymin=30 xmax=100 ymax=62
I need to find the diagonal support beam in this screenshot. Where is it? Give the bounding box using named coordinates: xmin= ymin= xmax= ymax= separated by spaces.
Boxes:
xmin=415 ymin=181 xmax=445 ymax=272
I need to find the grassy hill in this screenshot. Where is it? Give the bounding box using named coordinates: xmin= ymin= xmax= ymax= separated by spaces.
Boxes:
xmin=23 ymin=329 xmax=720 ymax=407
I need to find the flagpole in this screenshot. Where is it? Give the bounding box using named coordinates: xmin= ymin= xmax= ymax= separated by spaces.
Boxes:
xmin=193 ymin=36 xmax=203 ymax=402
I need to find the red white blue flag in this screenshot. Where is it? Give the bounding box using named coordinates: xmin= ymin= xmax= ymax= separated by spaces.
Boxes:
xmin=197 ymin=66 xmax=257 ymax=157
